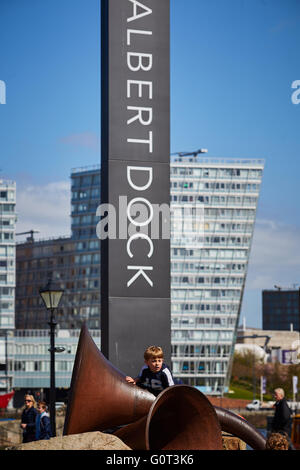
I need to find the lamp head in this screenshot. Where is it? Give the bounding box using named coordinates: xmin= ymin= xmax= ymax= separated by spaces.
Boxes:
xmin=39 ymin=278 xmax=64 ymax=310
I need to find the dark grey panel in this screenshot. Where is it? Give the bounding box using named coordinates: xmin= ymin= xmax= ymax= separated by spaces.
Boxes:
xmin=107 ymin=0 xmax=170 ymax=163
xmin=108 ymin=160 xmax=170 ymax=298
xmin=108 ymin=297 xmax=171 ymax=377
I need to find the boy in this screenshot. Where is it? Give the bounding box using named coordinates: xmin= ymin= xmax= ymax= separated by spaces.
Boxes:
xmin=35 ymin=401 xmax=52 ymax=440
xmin=126 ymin=345 xmax=174 ymax=397
xmin=265 ymin=432 xmax=289 ymax=450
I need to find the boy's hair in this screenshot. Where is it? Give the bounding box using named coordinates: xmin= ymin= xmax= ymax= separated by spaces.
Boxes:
xmin=265 ymin=432 xmax=289 ymax=450
xmin=37 ymin=401 xmax=48 ymax=410
xmin=144 ymin=346 xmax=164 ymax=361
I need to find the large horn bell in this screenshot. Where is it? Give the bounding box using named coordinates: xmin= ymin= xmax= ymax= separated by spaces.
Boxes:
xmin=63 ymin=323 xmax=155 ymax=435
xmin=115 ymin=385 xmax=223 ymax=450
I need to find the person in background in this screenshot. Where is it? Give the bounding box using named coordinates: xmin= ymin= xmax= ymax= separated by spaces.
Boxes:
xmin=20 ymin=394 xmax=38 ymax=443
xmin=36 ymin=401 xmax=52 ymax=440
xmin=271 ymin=388 xmax=292 ymax=437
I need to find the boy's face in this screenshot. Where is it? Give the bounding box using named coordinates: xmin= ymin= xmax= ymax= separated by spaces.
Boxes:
xmin=145 ymin=356 xmax=163 ymax=373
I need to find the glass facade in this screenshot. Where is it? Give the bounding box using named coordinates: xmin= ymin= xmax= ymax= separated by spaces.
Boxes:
xmin=2 ymin=329 xmax=100 ymax=406
xmin=16 ymin=238 xmax=78 ymax=329
xmin=263 ymin=289 xmax=300 ymax=331
xmin=71 ymin=165 xmax=100 ymax=241
xmin=70 ymin=165 xmax=101 ymax=328
xmin=11 ymin=329 xmax=99 ymax=389
xmin=170 ymin=157 xmax=264 ymax=394
xmin=0 ymin=179 xmax=16 ymax=330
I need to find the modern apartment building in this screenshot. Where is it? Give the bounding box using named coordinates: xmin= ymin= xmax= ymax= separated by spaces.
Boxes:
xmin=11 ymin=329 xmax=100 ymax=407
xmin=70 ymin=165 xmax=101 ymax=328
xmin=70 ymin=165 xmax=100 ymax=241
xmin=16 ymin=237 xmax=77 ymax=329
xmin=0 ymin=179 xmax=16 ymax=393
xmin=0 ymin=179 xmax=16 ymax=330
xmin=15 ymin=166 xmax=101 ymax=330
xmin=170 ymin=157 xmax=264 ymax=394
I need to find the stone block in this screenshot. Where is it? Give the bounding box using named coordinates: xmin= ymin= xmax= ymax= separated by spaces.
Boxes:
xmin=6 ymin=431 xmax=131 ymax=451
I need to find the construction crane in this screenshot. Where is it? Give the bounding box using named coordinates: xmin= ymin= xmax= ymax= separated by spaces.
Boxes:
xmin=171 ymin=149 xmax=208 ymax=158
xmin=16 ymin=230 xmax=40 ymax=242
xmin=237 ymin=334 xmax=271 ymax=351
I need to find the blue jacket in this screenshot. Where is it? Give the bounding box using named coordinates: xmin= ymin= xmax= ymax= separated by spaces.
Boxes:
xmin=137 ymin=363 xmax=174 ymax=397
xmin=36 ymin=412 xmax=52 ymax=440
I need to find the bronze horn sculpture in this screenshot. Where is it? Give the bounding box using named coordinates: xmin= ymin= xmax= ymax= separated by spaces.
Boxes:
xmin=64 ymin=324 xmax=267 ymax=450
xmin=63 ymin=323 xmax=155 ymax=435
xmin=114 ymin=385 xmax=223 ymax=450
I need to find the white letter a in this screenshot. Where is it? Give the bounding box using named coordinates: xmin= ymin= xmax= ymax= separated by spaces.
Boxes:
xmin=127 ymin=0 xmax=152 ymax=23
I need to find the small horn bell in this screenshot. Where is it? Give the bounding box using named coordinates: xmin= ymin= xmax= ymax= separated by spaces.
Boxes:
xmin=115 ymin=385 xmax=223 ymax=450
xmin=63 ymin=323 xmax=155 ymax=435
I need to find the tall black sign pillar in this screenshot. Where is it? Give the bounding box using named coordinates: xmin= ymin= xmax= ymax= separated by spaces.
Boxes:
xmin=101 ymin=0 xmax=170 ymax=377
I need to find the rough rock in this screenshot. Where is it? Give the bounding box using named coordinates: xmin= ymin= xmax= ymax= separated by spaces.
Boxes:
xmin=6 ymin=431 xmax=131 ymax=451
xmin=222 ymin=434 xmax=246 ymax=450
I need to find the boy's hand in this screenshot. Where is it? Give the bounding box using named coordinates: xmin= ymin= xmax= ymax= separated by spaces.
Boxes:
xmin=125 ymin=376 xmax=136 ymax=385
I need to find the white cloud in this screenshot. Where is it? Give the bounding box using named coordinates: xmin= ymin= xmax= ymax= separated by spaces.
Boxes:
xmin=59 ymin=132 xmax=100 ymax=150
xmin=246 ymin=218 xmax=300 ymax=290
xmin=15 ymin=181 xmax=71 ymax=241
xmin=239 ymin=219 xmax=300 ymax=328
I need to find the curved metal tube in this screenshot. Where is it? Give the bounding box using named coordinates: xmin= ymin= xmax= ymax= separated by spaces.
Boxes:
xmin=115 ymin=385 xmax=223 ymax=450
xmin=215 ymin=406 xmax=266 ymax=450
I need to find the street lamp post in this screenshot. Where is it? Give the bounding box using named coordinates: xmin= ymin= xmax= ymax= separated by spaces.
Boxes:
xmin=4 ymin=329 xmax=9 ymax=393
xmin=0 ymin=330 xmax=10 ymax=393
xmin=39 ymin=279 xmax=64 ymax=438
xmin=298 ymin=288 xmax=300 ymax=363
xmin=1 ymin=329 xmax=9 ymax=393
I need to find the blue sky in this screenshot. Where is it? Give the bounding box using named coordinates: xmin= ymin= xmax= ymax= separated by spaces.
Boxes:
xmin=0 ymin=0 xmax=299 ymax=328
